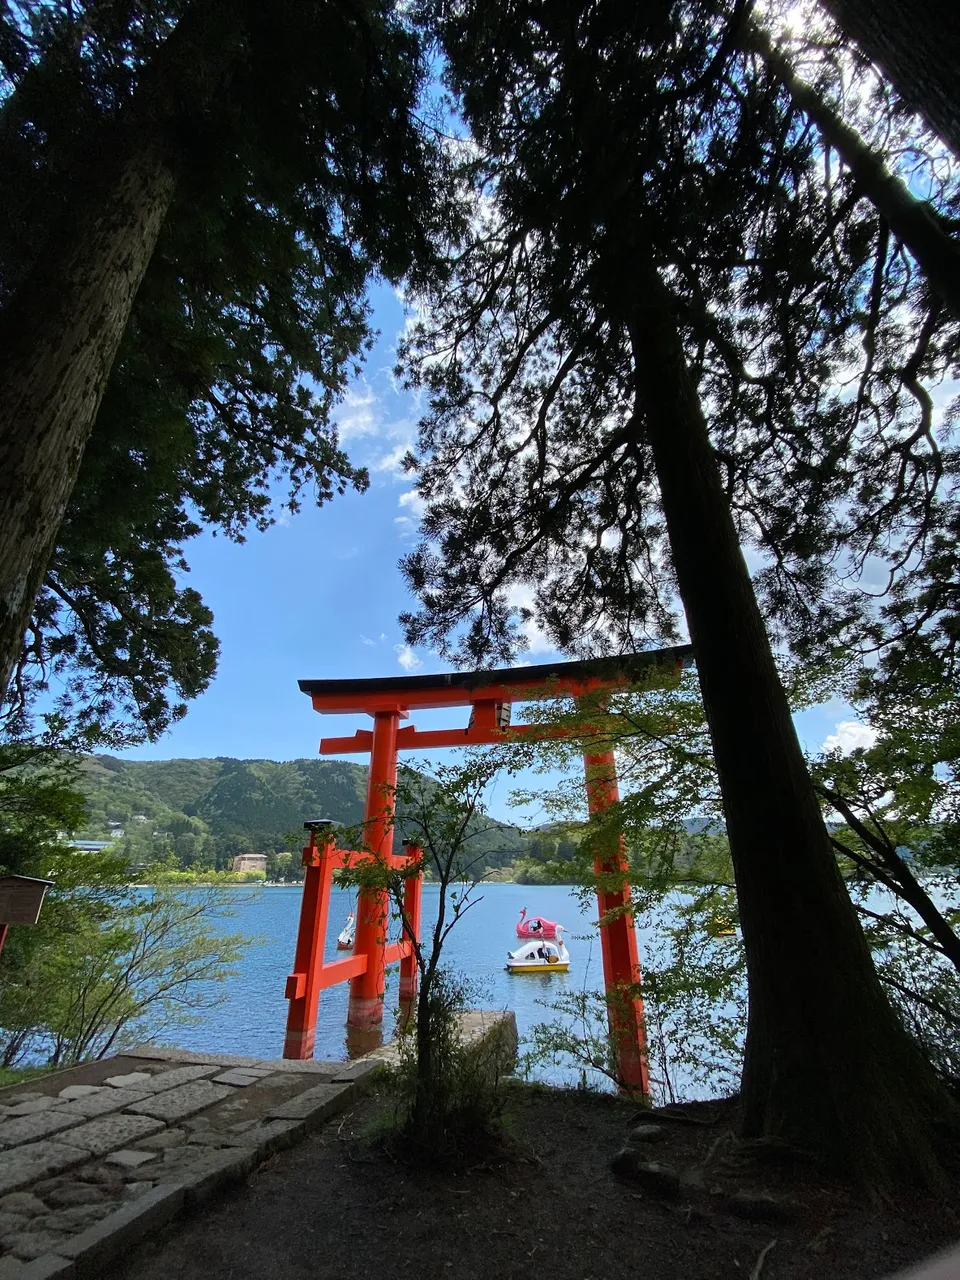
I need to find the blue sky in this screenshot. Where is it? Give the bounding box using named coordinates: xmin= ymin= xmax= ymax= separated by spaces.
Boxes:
xmin=119 ymin=281 xmax=872 ymax=821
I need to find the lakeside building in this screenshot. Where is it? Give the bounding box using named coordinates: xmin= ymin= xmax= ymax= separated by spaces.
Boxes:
xmin=232 ymin=853 xmax=268 ymax=874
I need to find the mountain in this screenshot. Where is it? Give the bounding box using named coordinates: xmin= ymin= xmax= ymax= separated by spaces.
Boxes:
xmin=75 ymin=755 xmax=531 ymax=876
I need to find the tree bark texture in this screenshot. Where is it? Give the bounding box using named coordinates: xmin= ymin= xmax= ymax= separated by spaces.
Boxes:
xmin=0 ymin=141 xmax=177 ymax=700
xmin=819 ymin=0 xmax=960 ymax=160
xmin=749 ymin=23 xmax=960 ymax=321
xmin=626 ymin=259 xmax=956 ymax=1187
xmin=0 ymin=0 xmax=243 ymax=701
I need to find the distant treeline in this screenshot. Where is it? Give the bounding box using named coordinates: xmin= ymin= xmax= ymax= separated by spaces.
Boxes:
xmin=75 ymin=755 xmax=537 ymax=880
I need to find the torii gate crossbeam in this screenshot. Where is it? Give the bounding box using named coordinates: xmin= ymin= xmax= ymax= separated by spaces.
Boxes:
xmin=285 ymin=648 xmax=694 ymax=1096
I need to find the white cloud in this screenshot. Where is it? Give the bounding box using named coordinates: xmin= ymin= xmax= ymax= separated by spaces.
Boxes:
xmin=395 ymin=643 xmax=422 ymax=673
xmin=360 ymin=634 xmax=376 ymax=647
xmin=373 ymin=442 xmax=413 ymax=475
xmin=336 ymin=385 xmax=378 ymax=439
xmin=822 ymin=720 xmax=878 ymax=755
xmin=398 ymin=489 xmax=427 ymax=517
xmin=394 ymin=515 xmax=418 ymax=541
xmin=505 ymin=582 xmax=556 ymax=656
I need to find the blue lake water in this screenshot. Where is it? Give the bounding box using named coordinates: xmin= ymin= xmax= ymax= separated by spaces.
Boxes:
xmin=170 ymin=882 xmax=635 ymax=1080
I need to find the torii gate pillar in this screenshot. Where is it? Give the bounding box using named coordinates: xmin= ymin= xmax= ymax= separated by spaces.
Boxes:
xmin=583 ymin=750 xmax=649 ymax=1095
xmin=348 ymin=710 xmax=398 ymax=1028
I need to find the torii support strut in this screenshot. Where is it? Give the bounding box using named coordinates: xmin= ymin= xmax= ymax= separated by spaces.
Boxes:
xmin=292 ymin=649 xmax=693 ymax=1094
xmin=282 ymin=816 xmax=422 ymax=1058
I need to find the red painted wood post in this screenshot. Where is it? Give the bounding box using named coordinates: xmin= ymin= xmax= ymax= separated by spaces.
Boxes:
xmin=582 ymin=749 xmax=650 ymax=1097
xmin=398 ymin=842 xmax=423 ymax=1011
xmin=283 ymin=823 xmax=337 ymax=1059
xmin=348 ymin=710 xmax=399 ymax=1028
xmin=0 ymin=925 xmax=8 ymax=960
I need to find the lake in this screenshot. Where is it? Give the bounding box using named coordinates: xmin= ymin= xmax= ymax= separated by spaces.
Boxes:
xmin=172 ymin=882 xmax=657 ymax=1085
xmin=152 ymin=876 xmax=949 ymax=1100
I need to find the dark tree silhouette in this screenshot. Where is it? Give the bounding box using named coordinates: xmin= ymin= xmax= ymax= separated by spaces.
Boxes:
xmin=399 ymin=0 xmax=959 ymax=1187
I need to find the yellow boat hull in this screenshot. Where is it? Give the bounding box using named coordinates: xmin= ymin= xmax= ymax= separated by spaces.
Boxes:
xmin=505 ymin=963 xmax=570 ymax=973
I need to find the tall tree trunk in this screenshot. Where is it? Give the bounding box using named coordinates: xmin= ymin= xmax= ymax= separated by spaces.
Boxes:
xmin=626 ymin=257 xmax=956 ymax=1189
xmin=0 ymin=139 xmax=177 ymax=700
xmin=0 ymin=0 xmax=242 ymax=701
xmin=818 ymin=0 xmax=960 ymax=160
xmin=747 ymin=23 xmax=960 ymax=320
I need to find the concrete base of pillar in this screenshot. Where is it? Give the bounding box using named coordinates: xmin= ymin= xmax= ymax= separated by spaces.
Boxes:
xmin=346 ymin=995 xmax=385 ymax=1029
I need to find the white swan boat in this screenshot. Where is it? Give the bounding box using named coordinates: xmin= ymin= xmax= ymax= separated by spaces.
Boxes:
xmin=336 ymin=912 xmax=355 ymax=950
xmin=505 ymin=933 xmax=570 ymax=974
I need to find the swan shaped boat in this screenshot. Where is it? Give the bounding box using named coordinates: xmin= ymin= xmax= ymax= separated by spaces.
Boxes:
xmin=505 ymin=934 xmax=570 ymax=974
xmin=516 ymin=907 xmax=564 ymax=940
xmin=336 ymin=912 xmax=356 ymax=950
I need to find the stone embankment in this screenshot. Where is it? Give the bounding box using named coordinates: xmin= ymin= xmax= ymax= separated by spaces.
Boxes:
xmin=0 ymin=1009 xmax=518 ymax=1280
xmin=0 ymin=1047 xmax=377 ymax=1278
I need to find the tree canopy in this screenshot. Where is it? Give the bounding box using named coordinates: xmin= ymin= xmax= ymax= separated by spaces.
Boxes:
xmin=395 ymin=0 xmax=960 ymax=1185
xmin=0 ymin=0 xmax=451 ymax=742
xmin=401 ymin=0 xmax=959 ymax=672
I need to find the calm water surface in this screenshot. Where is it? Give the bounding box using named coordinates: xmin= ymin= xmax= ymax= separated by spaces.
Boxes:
xmin=178 ymin=883 xmax=641 ymax=1080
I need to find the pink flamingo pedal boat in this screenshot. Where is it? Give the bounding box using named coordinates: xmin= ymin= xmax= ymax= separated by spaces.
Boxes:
xmin=516 ymin=907 xmax=564 ymax=940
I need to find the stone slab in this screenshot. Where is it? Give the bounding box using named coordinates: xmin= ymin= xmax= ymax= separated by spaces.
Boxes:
xmin=1 ymin=1233 xmax=71 ymax=1264
xmin=54 ymin=1090 xmax=101 ymax=1103
xmin=1 ymin=1103 xmax=57 ymax=1120
xmin=124 ymin=1081 xmax=233 ymax=1123
xmin=59 ymin=1116 xmax=164 ymax=1158
xmin=135 ymin=1130 xmax=185 ymax=1152
xmin=44 ymin=1189 xmax=103 ymax=1211
xmin=173 ymin=1148 xmax=257 ymax=1207
xmin=133 ymin=1066 xmax=217 ymax=1094
xmin=252 ymin=1074 xmax=310 ymax=1089
xmin=103 ymin=1074 xmax=151 ymax=1090
xmin=42 ymin=1204 xmax=113 ymax=1232
xmin=230 ymin=1119 xmax=303 ymax=1155
xmin=329 ymin=1059 xmax=383 ymax=1084
xmin=121 ymin=1182 xmax=155 ymax=1201
xmin=0 ymin=1145 xmax=87 ymax=1197
xmin=0 ymin=1195 xmax=45 ymax=1219
xmin=15 ymin=1257 xmax=76 ymax=1279
xmin=126 ymin=1046 xmax=340 ymax=1073
xmin=103 ymin=1151 xmax=157 ymax=1170
xmin=262 ymin=1082 xmax=352 ymax=1123
xmin=210 ymin=1070 xmax=272 ymax=1087
xmin=0 ymin=1114 xmax=79 ymax=1152
xmin=52 ymin=1090 xmax=149 ymax=1121
xmin=58 ymin=1184 xmax=185 ymax=1278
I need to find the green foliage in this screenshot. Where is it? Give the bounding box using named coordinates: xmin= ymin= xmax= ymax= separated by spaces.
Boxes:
xmin=854 ymin=879 xmax=960 ymax=1083
xmin=1 ymin=886 xmax=250 ymax=1067
xmin=400 ymin=0 xmax=958 ymax=671
xmin=72 ymin=753 xmax=533 ymax=877
xmin=386 ymin=970 xmax=506 ymax=1158
xmin=511 ymin=665 xmax=960 ymax=1099
xmin=0 ymin=0 xmax=453 ymax=743
xmin=339 ymin=753 xmax=511 ymax=1154
xmin=0 ymin=745 xmax=253 ymax=1066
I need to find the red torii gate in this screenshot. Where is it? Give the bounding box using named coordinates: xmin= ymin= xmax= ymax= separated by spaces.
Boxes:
xmin=283 ymin=648 xmax=693 ymax=1094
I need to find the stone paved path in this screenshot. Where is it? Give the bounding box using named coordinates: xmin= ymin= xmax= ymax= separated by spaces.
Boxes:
xmin=0 ymin=1046 xmax=379 ymax=1276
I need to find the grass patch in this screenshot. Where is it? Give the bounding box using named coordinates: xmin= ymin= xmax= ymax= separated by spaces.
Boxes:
xmin=0 ymin=1064 xmax=59 ymax=1090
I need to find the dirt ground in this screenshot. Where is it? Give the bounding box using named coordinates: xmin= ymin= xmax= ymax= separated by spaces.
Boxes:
xmin=107 ymin=1085 xmax=960 ymax=1280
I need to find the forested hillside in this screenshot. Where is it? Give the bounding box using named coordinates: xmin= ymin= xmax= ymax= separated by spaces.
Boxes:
xmin=76 ymin=755 xmax=532 ymax=877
